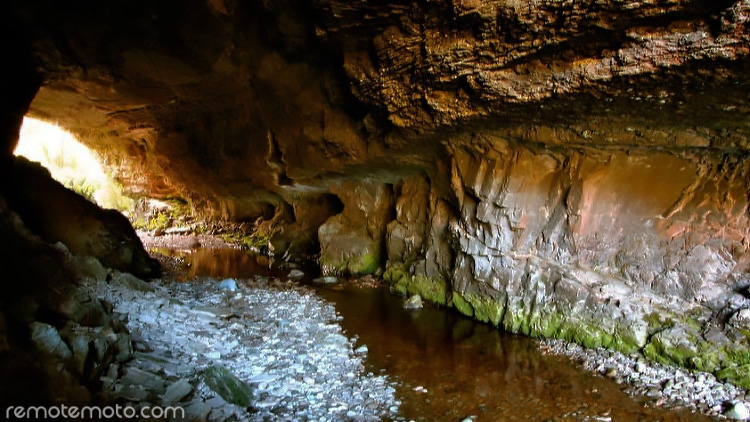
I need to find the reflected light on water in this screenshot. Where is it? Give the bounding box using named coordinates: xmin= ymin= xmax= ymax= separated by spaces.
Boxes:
xmin=175 ymin=248 xmax=711 ymax=422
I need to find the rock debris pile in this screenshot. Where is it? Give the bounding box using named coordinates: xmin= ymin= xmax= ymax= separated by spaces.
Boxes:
xmin=542 ymin=339 xmax=749 ymax=420
xmin=90 ymin=275 xmax=399 ymax=421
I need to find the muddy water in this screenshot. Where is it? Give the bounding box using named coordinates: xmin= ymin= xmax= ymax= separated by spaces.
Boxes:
xmin=170 ymin=248 xmax=712 ymax=422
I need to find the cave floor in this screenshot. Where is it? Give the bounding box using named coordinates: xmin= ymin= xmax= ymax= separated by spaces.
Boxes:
xmin=88 ymin=240 xmax=729 ymax=421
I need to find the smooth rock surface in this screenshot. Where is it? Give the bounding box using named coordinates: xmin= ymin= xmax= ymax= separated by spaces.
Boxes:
xmin=30 ymin=322 xmax=72 ymax=361
xmin=162 ymin=378 xmax=193 ymax=403
xmin=403 ymin=295 xmax=423 ymax=310
xmin=725 ymin=401 xmax=750 ymax=420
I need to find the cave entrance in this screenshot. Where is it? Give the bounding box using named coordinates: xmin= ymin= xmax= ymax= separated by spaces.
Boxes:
xmin=13 ymin=117 xmax=133 ymax=212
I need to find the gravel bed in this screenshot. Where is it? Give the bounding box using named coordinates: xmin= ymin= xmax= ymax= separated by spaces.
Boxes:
xmin=91 ymin=275 xmax=399 ymax=421
xmin=541 ymin=339 xmax=749 ymax=420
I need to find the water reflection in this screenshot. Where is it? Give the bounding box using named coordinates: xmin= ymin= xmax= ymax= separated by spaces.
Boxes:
xmin=172 ymin=248 xmax=711 ymax=422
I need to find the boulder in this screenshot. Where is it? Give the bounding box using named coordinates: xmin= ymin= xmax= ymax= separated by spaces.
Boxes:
xmin=202 ymin=365 xmax=254 ymax=407
xmin=30 ymin=322 xmax=72 ymax=361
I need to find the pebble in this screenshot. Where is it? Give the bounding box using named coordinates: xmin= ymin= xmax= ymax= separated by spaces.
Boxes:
xmin=90 ymin=274 xmax=398 ymax=421
xmin=355 ymin=345 xmax=369 ymax=355
xmin=312 ymin=276 xmax=339 ymax=284
xmin=541 ymin=339 xmax=747 ymax=419
xmin=403 ymin=294 xmax=423 ymax=310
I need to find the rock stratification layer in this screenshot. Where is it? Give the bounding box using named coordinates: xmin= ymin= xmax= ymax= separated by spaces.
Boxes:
xmin=3 ymin=0 xmax=750 ymax=388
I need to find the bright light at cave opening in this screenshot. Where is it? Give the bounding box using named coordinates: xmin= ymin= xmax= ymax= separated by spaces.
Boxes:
xmin=14 ymin=117 xmax=134 ymax=212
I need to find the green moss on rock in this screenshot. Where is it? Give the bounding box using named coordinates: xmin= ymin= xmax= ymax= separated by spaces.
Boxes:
xmin=407 ymin=275 xmax=448 ymax=305
xmin=320 ymin=242 xmax=380 ymax=276
xmin=387 ymin=261 xmax=750 ymax=390
xmin=202 ymin=365 xmax=254 ymax=407
xmin=348 ymin=250 xmax=379 ymax=275
xmin=384 ymin=263 xmax=446 ymax=302
xmin=450 ymin=292 xmax=474 ymax=317
xmin=708 ymin=347 xmax=750 ymax=389
xmin=462 ymin=293 xmax=505 ymax=326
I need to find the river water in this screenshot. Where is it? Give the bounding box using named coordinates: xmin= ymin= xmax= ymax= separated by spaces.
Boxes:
xmin=168 ymin=248 xmax=712 ymax=422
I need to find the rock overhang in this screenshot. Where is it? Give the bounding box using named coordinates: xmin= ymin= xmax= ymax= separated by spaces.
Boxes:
xmin=3 ymin=0 xmax=750 ymax=388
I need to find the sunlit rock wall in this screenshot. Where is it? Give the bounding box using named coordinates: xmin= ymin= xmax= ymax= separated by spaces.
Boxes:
xmin=379 ymin=138 xmax=750 ymax=387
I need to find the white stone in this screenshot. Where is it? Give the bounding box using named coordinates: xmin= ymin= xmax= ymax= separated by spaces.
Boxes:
xmin=216 ymin=278 xmax=238 ymax=291
xmin=355 ymin=345 xmax=369 ymax=355
xmin=163 ymin=379 xmax=192 ymax=403
xmin=404 ymin=295 xmax=423 ymax=309
xmin=725 ymin=401 xmax=750 ymax=420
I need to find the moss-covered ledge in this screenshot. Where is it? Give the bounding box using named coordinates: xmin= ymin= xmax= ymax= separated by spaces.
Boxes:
xmin=389 ymin=264 xmax=750 ymax=390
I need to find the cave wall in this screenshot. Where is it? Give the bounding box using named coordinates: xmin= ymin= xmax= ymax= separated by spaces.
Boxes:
xmin=3 ymin=0 xmax=750 ymax=387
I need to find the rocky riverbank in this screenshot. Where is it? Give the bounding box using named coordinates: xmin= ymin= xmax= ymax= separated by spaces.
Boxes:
xmin=88 ymin=272 xmax=400 ymax=421
xmin=541 ymin=339 xmax=749 ymax=420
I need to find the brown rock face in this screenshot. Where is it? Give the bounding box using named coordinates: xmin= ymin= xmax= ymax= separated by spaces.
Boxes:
xmin=0 ymin=157 xmax=159 ymax=278
xmin=3 ymin=0 xmax=750 ymax=386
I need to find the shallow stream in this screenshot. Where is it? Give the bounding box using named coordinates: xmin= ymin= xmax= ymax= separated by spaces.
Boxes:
xmin=169 ymin=248 xmax=713 ymax=422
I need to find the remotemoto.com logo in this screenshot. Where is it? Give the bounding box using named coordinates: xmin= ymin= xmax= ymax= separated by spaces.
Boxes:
xmin=6 ymin=404 xmax=185 ymax=420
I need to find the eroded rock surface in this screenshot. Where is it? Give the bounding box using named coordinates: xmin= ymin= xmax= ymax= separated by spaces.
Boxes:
xmin=0 ymin=157 xmax=158 ymax=278
xmin=0 ymin=196 xmax=137 ymax=407
xmin=3 ymin=0 xmax=750 ymax=392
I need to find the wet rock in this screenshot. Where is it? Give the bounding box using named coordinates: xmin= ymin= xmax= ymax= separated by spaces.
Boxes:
xmin=30 ymin=322 xmax=72 ymax=361
xmin=355 ymin=345 xmax=368 ymax=355
xmin=542 ymin=338 xmax=746 ymax=418
xmin=288 ymin=269 xmax=305 ymax=279
xmin=725 ymin=401 xmax=750 ymax=420
xmin=202 ymin=365 xmax=254 ymax=407
xmin=313 ymin=276 xmax=339 ymax=284
xmin=604 ymin=367 xmax=618 ymax=379
xmin=163 ymin=378 xmax=193 ymax=403
xmin=318 ymin=182 xmax=393 ymax=276
xmin=205 ymin=395 xmax=227 ymax=408
xmin=404 ymin=295 xmax=423 ymax=310
xmin=216 ymin=278 xmax=238 ymax=291
xmin=57 ymin=289 xmax=111 ymax=326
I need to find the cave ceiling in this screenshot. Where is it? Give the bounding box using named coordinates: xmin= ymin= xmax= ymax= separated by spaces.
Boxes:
xmin=3 ymin=0 xmax=750 ymax=219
